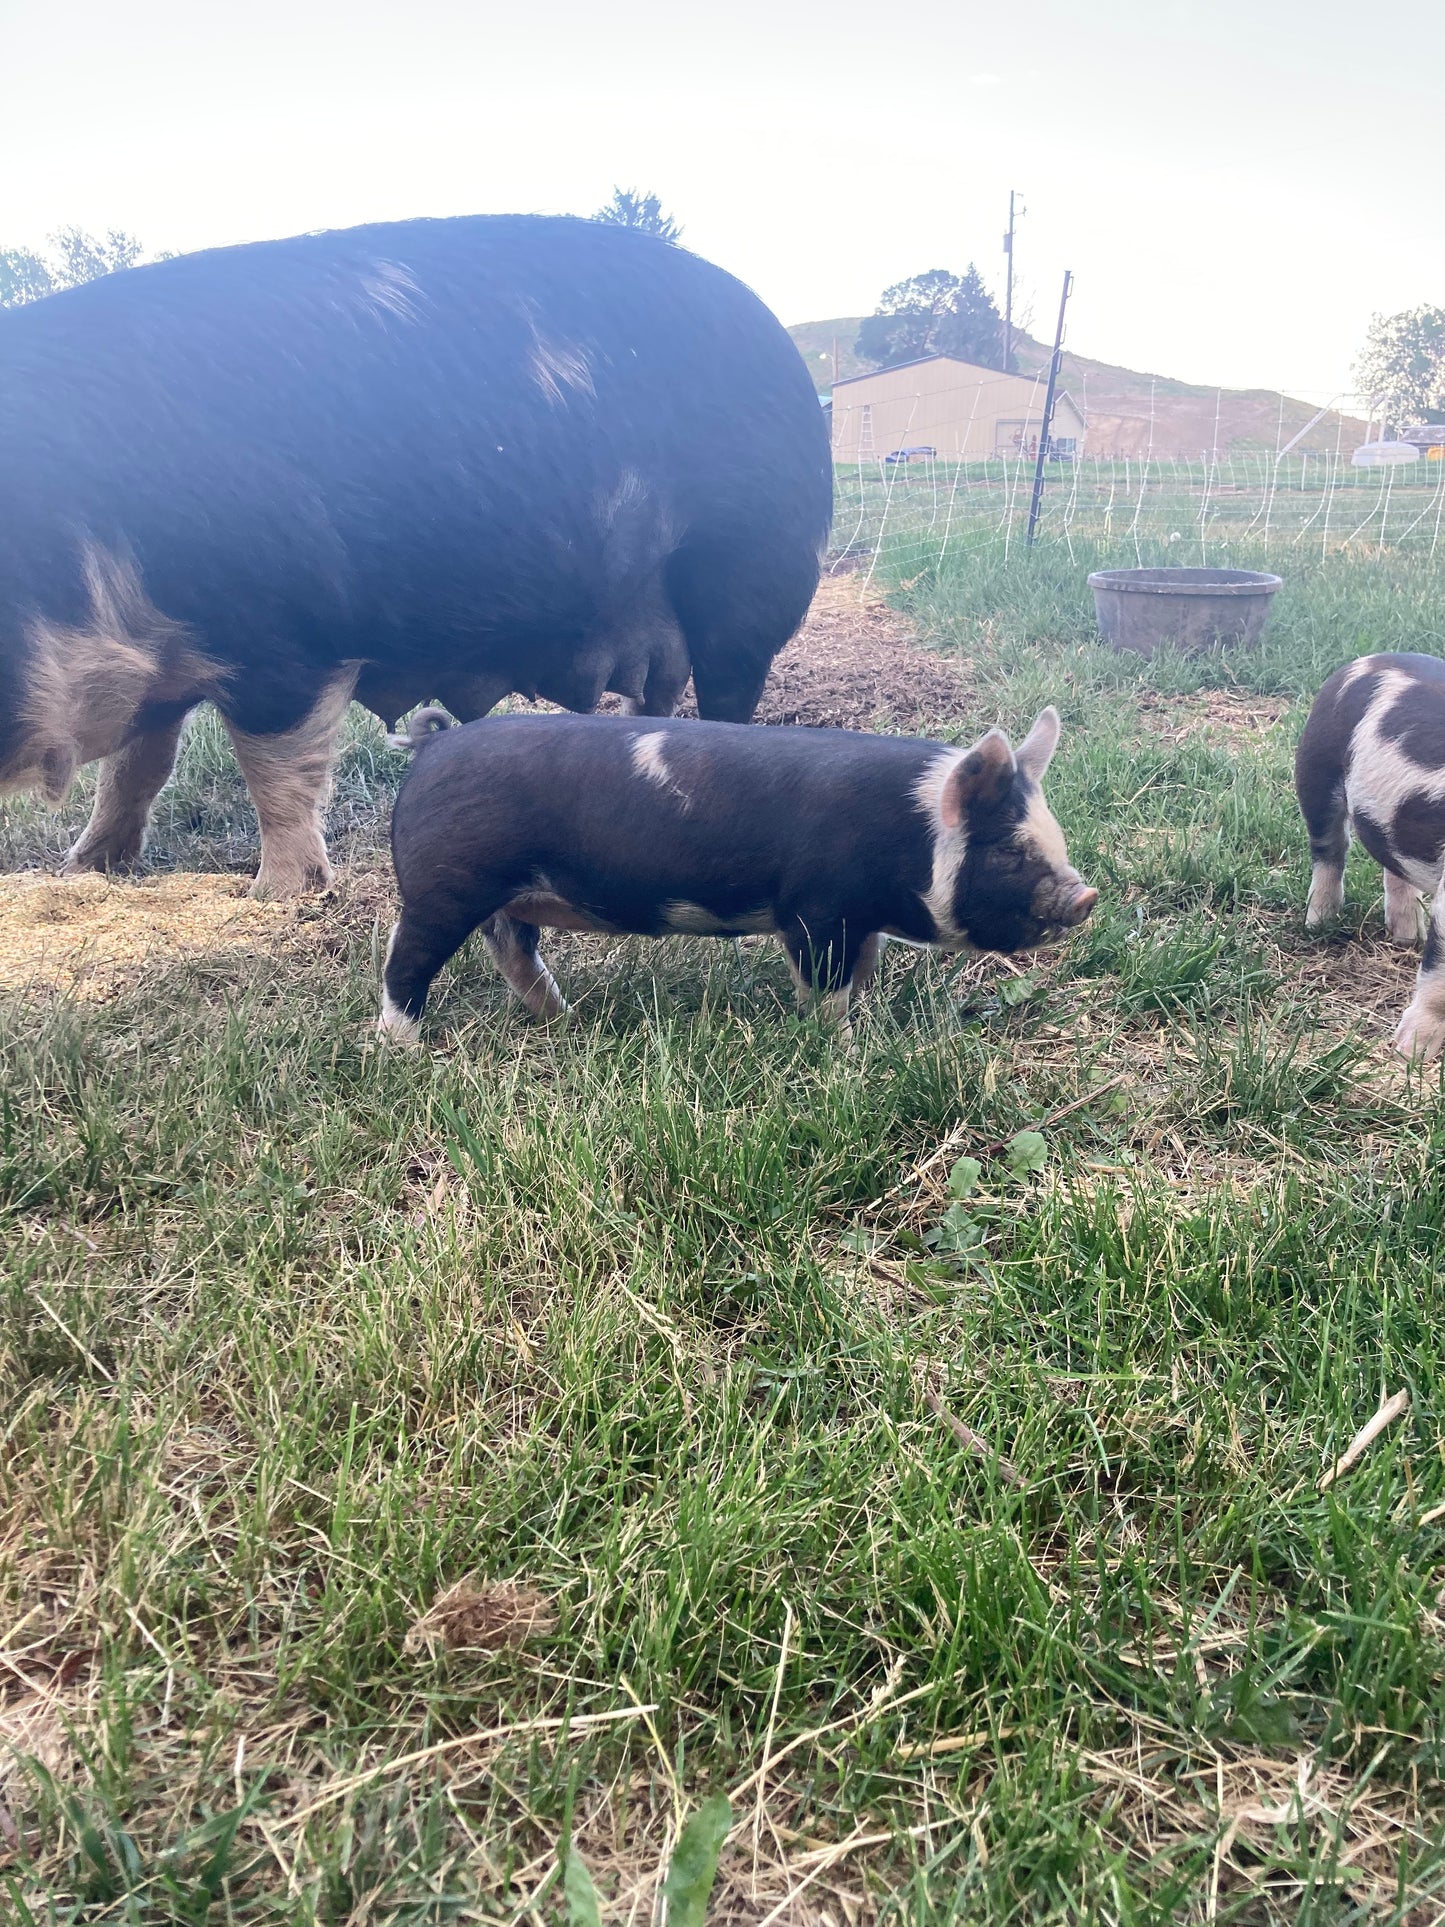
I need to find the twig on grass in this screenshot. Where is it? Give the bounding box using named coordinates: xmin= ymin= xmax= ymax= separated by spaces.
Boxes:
xmin=752 ymin=1599 xmax=793 ymax=1857
xmin=30 ymin=1293 xmax=113 ymax=1382
xmin=919 ymin=1382 xmax=1023 ymax=1487
xmin=895 ymin=1725 xmax=1017 ymax=1762
xmin=1318 ymin=1390 xmax=1410 ymax=1492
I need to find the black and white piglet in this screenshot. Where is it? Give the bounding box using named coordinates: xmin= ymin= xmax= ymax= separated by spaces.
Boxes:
xmin=378 ymin=707 xmax=1096 ymax=1042
xmin=1297 ymin=652 xmax=1445 ymax=1059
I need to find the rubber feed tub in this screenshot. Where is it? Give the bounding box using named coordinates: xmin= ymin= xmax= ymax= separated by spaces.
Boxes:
xmin=1087 ymin=567 xmax=1282 ymax=657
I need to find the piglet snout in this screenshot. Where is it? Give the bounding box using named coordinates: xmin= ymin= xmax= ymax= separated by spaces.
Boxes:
xmin=1062 ymin=885 xmax=1098 ymax=927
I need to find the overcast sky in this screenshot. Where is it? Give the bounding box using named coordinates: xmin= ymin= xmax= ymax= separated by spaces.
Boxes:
xmin=4 ymin=0 xmax=1440 ymax=402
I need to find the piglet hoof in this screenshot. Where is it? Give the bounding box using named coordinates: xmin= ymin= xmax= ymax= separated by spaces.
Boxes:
xmin=1392 ymin=1006 xmax=1445 ymax=1063
xmin=1385 ymin=905 xmax=1429 ymax=948
xmin=377 ymin=997 xmax=423 ymax=1047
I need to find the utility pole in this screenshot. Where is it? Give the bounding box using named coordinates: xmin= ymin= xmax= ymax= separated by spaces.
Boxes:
xmin=1026 ymin=268 xmax=1073 ymax=547
xmin=1002 ymin=190 xmax=1023 ymax=374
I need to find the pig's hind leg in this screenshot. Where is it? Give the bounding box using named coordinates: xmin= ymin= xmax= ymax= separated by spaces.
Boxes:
xmin=379 ymin=904 xmax=488 ymax=1044
xmin=1383 ymin=867 xmax=1427 ymax=945
xmin=1298 ymin=765 xmax=1349 ymax=929
xmin=481 ymin=914 xmax=568 ymax=1022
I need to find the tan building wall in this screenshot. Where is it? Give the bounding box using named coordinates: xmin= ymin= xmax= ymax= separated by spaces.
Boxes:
xmin=829 ymin=357 xmax=1087 ymax=462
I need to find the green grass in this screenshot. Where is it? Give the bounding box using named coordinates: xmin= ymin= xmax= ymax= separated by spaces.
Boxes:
xmin=2 ymin=540 xmax=1444 ymax=1921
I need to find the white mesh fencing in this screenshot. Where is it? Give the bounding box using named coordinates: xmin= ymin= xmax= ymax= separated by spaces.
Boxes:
xmin=826 ymin=400 xmax=1445 ymax=579
xmin=824 ymin=366 xmax=1445 ymax=578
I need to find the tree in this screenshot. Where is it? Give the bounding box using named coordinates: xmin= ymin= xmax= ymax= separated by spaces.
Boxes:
xmin=855 ymin=265 xmax=1003 ymax=371
xmin=1355 ymin=305 xmax=1445 ymax=430
xmin=0 ymin=227 xmax=149 ymax=308
xmin=592 ymin=188 xmax=683 ymax=243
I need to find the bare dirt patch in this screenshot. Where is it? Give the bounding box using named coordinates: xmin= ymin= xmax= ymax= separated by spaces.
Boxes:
xmin=745 ymin=573 xmax=974 ymax=731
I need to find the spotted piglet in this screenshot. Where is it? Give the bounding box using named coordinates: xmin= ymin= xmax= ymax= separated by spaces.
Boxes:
xmin=379 ymin=707 xmax=1097 ymax=1043
xmin=1296 ymin=652 xmax=1445 ymax=1059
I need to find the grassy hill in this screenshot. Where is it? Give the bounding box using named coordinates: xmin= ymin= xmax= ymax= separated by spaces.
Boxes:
xmin=787 ymin=318 xmax=875 ymax=389
xmin=786 ymin=319 xmax=1364 ymax=455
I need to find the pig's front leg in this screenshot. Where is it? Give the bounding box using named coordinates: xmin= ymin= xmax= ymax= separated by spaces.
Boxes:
xmin=1393 ymin=874 xmax=1445 ymax=1061
xmin=779 ymin=924 xmax=882 ymax=1043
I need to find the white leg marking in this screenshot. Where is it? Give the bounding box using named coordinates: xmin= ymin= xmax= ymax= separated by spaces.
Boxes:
xmin=378 ymin=987 xmax=422 ymax=1046
xmin=1393 ymin=883 xmax=1445 ymax=1061
xmin=818 ymin=986 xmax=856 ymax=1047
xmin=1305 ymin=860 xmax=1346 ymax=929
xmin=378 ymin=922 xmax=422 ymax=1043
xmin=227 ymin=666 xmax=359 ymax=899
xmin=1383 ymin=868 xmax=1426 ymax=946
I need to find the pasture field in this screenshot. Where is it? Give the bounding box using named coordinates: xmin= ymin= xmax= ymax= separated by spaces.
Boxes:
xmin=834 ymin=455 xmax=1445 ymax=583
xmin=2 ymin=536 xmax=1445 ymax=1923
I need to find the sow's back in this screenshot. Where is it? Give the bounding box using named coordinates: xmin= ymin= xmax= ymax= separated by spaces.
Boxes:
xmin=0 ymin=215 xmax=832 ymax=895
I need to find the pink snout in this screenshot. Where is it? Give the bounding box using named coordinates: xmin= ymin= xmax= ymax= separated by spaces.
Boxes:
xmin=1061 ymin=885 xmax=1098 ymax=927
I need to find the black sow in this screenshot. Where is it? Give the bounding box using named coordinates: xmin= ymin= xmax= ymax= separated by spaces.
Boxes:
xmin=0 ymin=215 xmax=832 ymax=895
xmin=379 ymin=707 xmax=1097 ymax=1043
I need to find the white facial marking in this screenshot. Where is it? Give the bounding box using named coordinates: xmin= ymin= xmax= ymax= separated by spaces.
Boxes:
xmin=1022 ymin=788 xmax=1069 ymax=870
xmin=913 ymin=748 xmax=970 ymax=944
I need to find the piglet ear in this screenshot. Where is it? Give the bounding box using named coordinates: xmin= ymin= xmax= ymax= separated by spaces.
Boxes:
xmin=1015 ymin=707 xmax=1061 ymax=781
xmin=940 ymin=729 xmax=1015 ymax=827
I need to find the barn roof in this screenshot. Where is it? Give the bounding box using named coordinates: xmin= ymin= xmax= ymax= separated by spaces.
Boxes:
xmin=830 ymin=353 xmax=1010 ymax=387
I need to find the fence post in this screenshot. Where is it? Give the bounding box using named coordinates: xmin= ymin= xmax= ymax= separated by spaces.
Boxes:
xmin=1026 ymin=269 xmax=1073 ymax=548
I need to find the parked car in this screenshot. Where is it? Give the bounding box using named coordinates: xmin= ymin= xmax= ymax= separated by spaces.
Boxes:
xmin=884 ymin=445 xmax=937 ymax=465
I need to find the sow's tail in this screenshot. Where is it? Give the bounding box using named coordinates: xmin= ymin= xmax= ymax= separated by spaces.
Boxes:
xmin=385 ymin=707 xmax=455 ymax=753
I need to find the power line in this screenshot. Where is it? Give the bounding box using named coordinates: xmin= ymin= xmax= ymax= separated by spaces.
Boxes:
xmin=1002 ymin=190 xmax=1024 ymax=375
